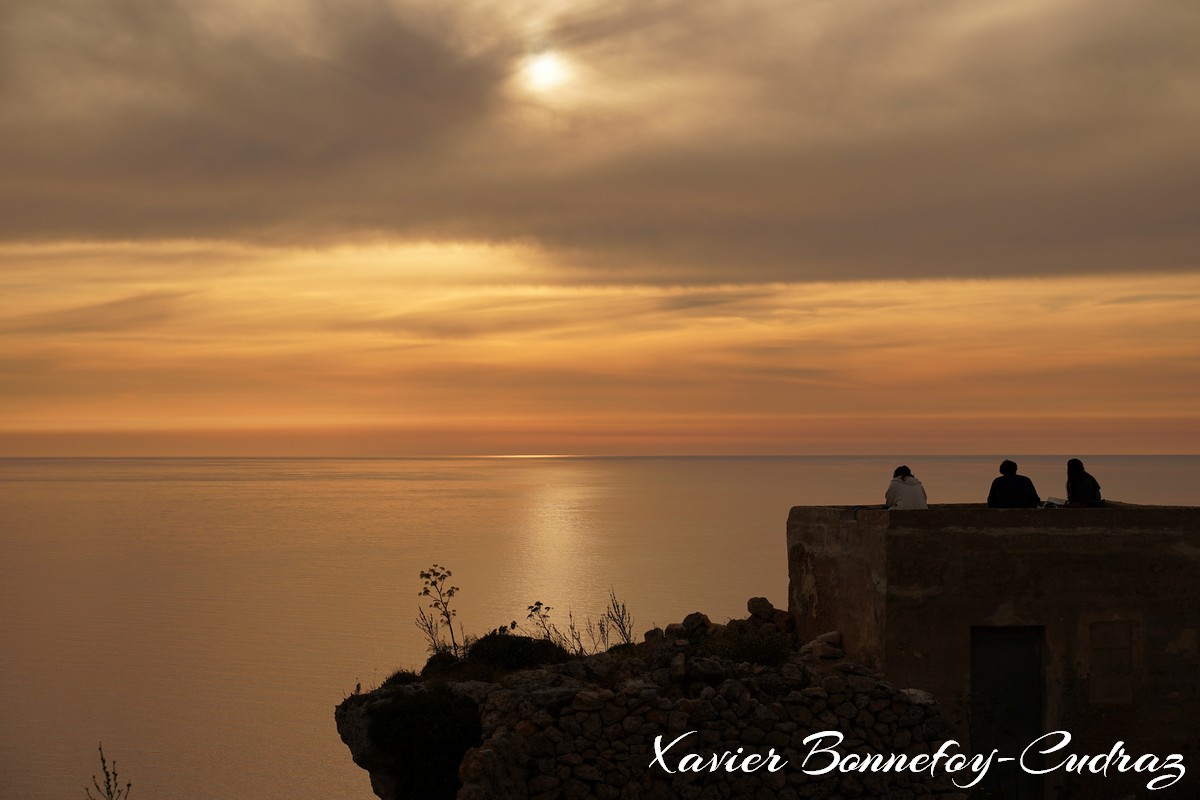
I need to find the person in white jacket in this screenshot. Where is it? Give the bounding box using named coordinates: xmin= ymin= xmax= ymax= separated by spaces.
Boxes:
xmin=885 ymin=465 xmax=928 ymax=509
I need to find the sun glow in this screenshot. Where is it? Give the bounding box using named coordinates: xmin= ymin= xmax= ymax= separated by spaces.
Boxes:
xmin=523 ymin=52 xmax=570 ymax=92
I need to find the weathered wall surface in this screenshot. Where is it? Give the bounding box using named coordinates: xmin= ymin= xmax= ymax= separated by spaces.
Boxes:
xmin=787 ymin=507 xmax=889 ymax=671
xmin=787 ymin=504 xmax=1200 ymax=798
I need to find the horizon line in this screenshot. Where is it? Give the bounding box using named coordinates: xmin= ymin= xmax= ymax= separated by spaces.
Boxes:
xmin=1 ymin=453 xmax=1196 ymax=460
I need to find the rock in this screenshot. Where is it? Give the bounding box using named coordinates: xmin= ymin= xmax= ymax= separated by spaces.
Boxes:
xmin=747 ymin=597 xmax=776 ymax=620
xmin=572 ymin=690 xmax=607 ymax=711
xmin=820 ymin=675 xmax=845 ymax=693
xmin=670 ymin=652 xmax=687 ymax=682
xmin=575 ymin=763 xmax=604 ymax=782
xmin=800 ymin=640 xmax=844 ymax=659
xmin=835 ymin=701 xmax=858 ymax=719
xmin=529 ymin=774 xmax=561 ymax=792
xmin=815 ymin=631 xmax=843 ymax=647
xmin=681 ymin=612 xmax=713 ymax=637
xmin=687 ymin=657 xmax=727 ymax=683
xmin=845 ymin=676 xmax=877 ymax=693
xmin=902 ymin=688 xmax=937 ymax=706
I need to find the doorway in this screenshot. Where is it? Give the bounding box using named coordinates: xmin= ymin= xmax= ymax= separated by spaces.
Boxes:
xmin=970 ymin=626 xmax=1044 ymax=799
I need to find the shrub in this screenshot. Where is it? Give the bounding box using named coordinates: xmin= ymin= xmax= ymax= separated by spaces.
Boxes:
xmin=420 ymin=650 xmax=462 ymax=678
xmin=467 ymin=630 xmax=570 ymax=671
xmin=381 ymin=668 xmax=421 ymax=688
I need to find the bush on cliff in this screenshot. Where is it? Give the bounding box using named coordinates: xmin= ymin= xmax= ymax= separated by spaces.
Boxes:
xmin=419 ymin=650 xmax=463 ymax=679
xmin=380 ymin=668 xmax=421 ymax=687
xmin=367 ymin=685 xmax=482 ymax=800
xmin=467 ymin=630 xmax=571 ymax=671
xmin=418 ymin=630 xmax=572 ymax=680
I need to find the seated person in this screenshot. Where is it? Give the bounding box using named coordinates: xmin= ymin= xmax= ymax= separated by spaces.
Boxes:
xmin=886 ymin=465 xmax=928 ymax=509
xmin=1066 ymin=458 xmax=1105 ymax=507
xmin=987 ymin=459 xmax=1040 ymax=508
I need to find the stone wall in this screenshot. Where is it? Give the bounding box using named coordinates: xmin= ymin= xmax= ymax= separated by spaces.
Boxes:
xmin=337 ymin=604 xmax=965 ymax=800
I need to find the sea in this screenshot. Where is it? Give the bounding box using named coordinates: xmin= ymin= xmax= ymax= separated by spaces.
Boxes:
xmin=0 ymin=455 xmax=1195 ymax=800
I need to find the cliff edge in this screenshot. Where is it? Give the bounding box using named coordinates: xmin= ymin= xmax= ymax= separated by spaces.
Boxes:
xmin=336 ymin=600 xmax=963 ymax=800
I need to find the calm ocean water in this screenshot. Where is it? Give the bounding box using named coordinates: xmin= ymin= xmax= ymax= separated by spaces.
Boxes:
xmin=0 ymin=455 xmax=1195 ymax=800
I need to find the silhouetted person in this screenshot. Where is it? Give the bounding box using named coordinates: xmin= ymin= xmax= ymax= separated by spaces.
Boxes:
xmin=886 ymin=465 xmax=928 ymax=509
xmin=987 ymin=459 xmax=1040 ymax=508
xmin=1066 ymin=458 xmax=1104 ymax=507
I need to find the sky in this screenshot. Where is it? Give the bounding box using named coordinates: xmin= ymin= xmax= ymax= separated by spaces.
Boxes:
xmin=1 ymin=0 xmax=1198 ymax=455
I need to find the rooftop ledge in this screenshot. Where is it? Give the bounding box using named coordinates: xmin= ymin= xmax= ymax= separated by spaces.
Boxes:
xmin=787 ymin=502 xmax=1200 ymax=531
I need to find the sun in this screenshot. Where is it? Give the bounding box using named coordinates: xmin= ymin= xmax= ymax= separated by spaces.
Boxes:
xmin=523 ymin=52 xmax=571 ymax=92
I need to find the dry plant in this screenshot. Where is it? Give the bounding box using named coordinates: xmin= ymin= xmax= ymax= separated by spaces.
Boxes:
xmin=85 ymin=743 xmax=132 ymax=800
xmin=417 ymin=564 xmax=465 ymax=657
xmin=604 ymin=587 xmax=636 ymax=645
xmin=521 ymin=588 xmax=635 ymax=655
xmin=413 ymin=564 xmax=637 ymax=661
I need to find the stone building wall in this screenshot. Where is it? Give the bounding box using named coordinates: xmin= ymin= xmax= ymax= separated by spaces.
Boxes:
xmin=787 ymin=504 xmax=1200 ymax=798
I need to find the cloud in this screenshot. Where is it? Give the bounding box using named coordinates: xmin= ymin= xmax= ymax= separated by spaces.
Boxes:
xmin=0 ymin=291 xmax=192 ymax=335
xmin=1 ymin=254 xmax=1197 ymax=453
xmin=1 ymin=0 xmax=1198 ymax=281
xmin=0 ymin=0 xmax=508 ymax=236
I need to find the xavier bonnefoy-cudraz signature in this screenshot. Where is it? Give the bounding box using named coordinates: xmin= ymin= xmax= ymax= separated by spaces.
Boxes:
xmin=649 ymin=729 xmax=1187 ymax=790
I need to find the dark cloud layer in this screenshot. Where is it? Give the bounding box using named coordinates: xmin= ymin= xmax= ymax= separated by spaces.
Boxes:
xmin=2 ymin=0 xmax=1198 ymax=280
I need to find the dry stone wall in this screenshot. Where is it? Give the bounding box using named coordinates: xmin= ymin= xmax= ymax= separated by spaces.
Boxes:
xmin=336 ymin=601 xmax=967 ymax=800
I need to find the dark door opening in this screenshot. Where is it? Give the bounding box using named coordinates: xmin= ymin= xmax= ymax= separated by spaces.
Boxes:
xmin=971 ymin=626 xmax=1045 ymax=799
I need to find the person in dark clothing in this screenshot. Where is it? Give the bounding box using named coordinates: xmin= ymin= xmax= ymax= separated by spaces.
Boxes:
xmin=987 ymin=459 xmax=1041 ymax=508
xmin=1066 ymin=458 xmax=1105 ymax=507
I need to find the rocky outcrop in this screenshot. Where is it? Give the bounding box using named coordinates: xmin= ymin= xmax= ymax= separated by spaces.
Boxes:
xmin=336 ymin=600 xmax=964 ymax=800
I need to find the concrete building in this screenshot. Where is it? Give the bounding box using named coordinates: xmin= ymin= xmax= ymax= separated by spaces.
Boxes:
xmin=787 ymin=504 xmax=1200 ymax=799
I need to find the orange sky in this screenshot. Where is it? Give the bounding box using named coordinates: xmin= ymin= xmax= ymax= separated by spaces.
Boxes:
xmin=1 ymin=0 xmax=1198 ymax=455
